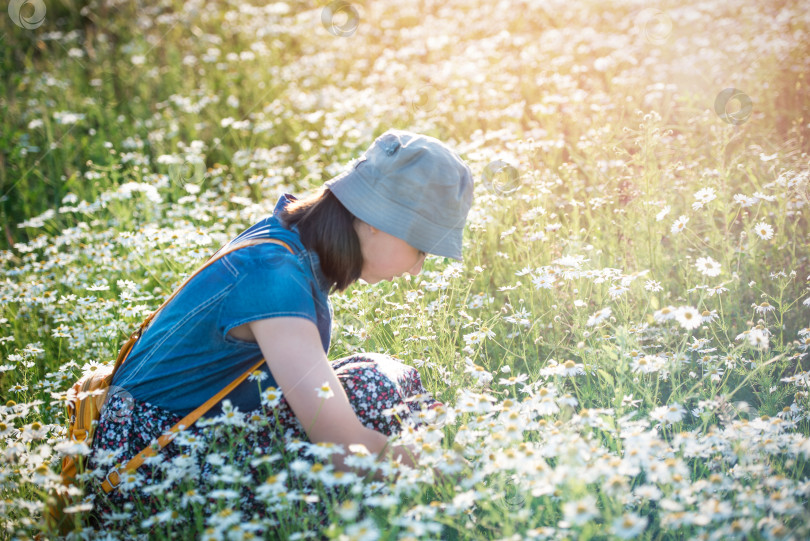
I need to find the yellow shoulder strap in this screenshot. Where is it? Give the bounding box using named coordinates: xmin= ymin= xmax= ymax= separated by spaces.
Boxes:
xmin=101 ymin=357 xmax=264 ymax=493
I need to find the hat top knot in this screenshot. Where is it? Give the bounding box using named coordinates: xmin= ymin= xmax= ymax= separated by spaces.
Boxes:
xmin=378 ymin=133 xmax=401 ymax=156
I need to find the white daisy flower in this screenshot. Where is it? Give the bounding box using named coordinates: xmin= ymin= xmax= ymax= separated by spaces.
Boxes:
xmin=611 ymin=512 xmax=649 ymax=539
xmin=316 ymin=382 xmax=334 ymax=399
xmin=695 ymin=256 xmax=721 ymax=277
xmin=344 ymin=518 xmax=380 ymax=541
xmin=706 ymin=285 xmax=729 ymax=296
xmin=670 ymin=215 xmax=688 ymax=234
xmin=633 ymin=485 xmax=662 ymax=501
xmin=533 ymin=393 xmax=560 ymax=416
xmin=532 ymin=273 xmax=556 ymax=289
xmin=651 ymin=402 xmax=686 ymax=424
xmin=261 ymin=386 xmax=283 ymax=408
xmin=562 ymin=495 xmax=599 ymax=526
xmin=733 ymin=193 xmax=759 ymax=207
xmin=631 ymin=355 xmax=665 ymax=374
xmin=586 ymin=306 xmax=612 ymax=327
xmin=248 ymin=368 xmax=268 ymax=382
xmin=752 ymin=191 xmax=776 ymax=202
xmin=752 ymin=301 xmax=776 ymax=315
xmin=653 ymin=305 xmax=678 ymax=322
xmin=644 ymin=279 xmax=663 ymax=292
xmin=608 ymin=283 xmax=629 ymax=299
xmin=675 ymin=305 xmax=702 ymax=330
xmin=701 ymin=309 xmax=719 ymax=323
xmin=748 ymin=328 xmax=770 ymax=350
xmin=753 ymin=221 xmax=774 ymax=240
xmin=337 ymin=500 xmax=360 ymax=521
xmin=560 ymin=360 xmax=585 ymax=377
xmin=691 ymin=187 xmax=717 ymax=210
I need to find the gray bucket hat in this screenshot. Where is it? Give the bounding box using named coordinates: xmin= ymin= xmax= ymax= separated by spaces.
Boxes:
xmin=324 ymin=129 xmax=474 ymax=261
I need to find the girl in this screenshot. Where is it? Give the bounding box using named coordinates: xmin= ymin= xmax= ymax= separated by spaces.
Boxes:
xmin=86 ymin=129 xmax=474 ymax=527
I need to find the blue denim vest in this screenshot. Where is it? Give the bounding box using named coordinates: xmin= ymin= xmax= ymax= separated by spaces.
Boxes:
xmin=112 ymin=193 xmax=334 ymax=417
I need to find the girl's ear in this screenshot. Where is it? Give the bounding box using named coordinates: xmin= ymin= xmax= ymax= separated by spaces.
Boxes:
xmin=354 ymin=219 xmax=378 ymax=235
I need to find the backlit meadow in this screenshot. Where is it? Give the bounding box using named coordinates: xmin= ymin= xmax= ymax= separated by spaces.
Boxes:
xmin=1 ymin=0 xmax=809 ymax=539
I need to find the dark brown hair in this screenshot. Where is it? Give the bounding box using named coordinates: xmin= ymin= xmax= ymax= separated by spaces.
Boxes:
xmin=278 ymin=186 xmax=363 ymax=293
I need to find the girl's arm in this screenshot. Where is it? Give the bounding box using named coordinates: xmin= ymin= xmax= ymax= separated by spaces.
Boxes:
xmin=249 ymin=316 xmax=420 ymax=479
xmin=329 ymin=430 xmax=421 ymax=481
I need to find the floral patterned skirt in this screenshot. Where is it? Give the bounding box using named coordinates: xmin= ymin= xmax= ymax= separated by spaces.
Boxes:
xmin=85 ymin=353 xmax=443 ymax=531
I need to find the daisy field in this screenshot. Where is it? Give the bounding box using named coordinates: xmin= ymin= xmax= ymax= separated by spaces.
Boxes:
xmin=1 ymin=0 xmax=809 ymax=539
